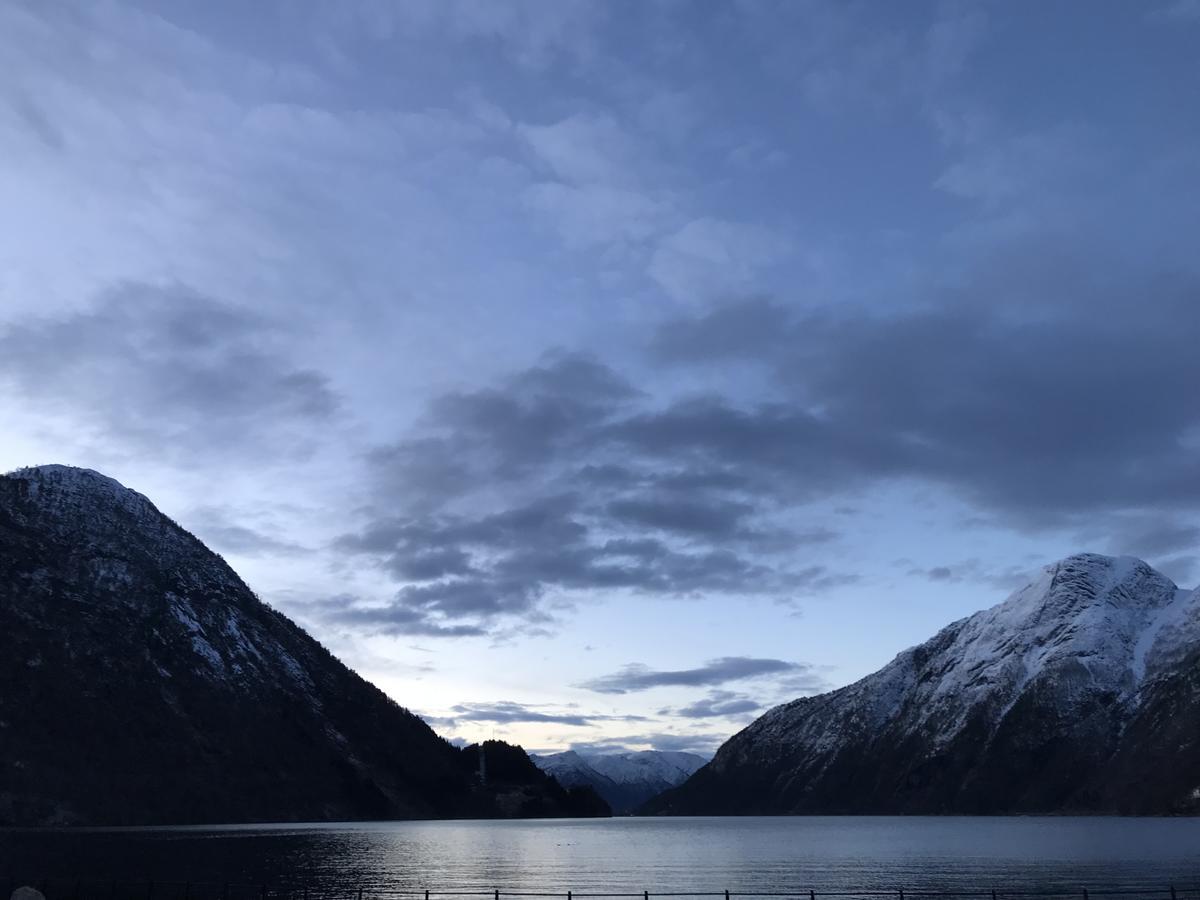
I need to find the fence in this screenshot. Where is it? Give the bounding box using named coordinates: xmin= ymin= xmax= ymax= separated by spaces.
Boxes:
xmin=5 ymin=884 xmax=1200 ymax=900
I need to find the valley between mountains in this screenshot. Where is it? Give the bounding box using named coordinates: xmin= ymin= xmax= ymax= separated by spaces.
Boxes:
xmin=3 ymin=465 xmax=1198 ymax=824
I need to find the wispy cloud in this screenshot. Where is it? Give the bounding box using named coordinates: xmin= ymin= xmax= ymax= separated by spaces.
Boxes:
xmin=423 ymin=700 xmax=648 ymax=730
xmin=580 ymin=657 xmax=822 ymax=695
xmin=666 ymin=690 xmax=764 ymax=719
xmin=0 ymin=283 xmax=340 ymax=462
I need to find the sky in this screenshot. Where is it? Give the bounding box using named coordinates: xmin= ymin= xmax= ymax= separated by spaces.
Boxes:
xmin=2 ymin=0 xmax=1199 ymax=757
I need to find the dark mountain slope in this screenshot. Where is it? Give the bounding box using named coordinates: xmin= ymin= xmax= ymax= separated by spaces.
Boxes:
xmin=645 ymin=554 xmax=1200 ymax=816
xmin=0 ymin=464 xmax=607 ymax=825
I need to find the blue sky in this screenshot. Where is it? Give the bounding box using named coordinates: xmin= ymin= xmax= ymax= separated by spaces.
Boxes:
xmin=2 ymin=0 xmax=1199 ymax=755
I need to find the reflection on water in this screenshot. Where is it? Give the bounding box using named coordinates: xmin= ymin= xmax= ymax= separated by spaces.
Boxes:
xmin=2 ymin=817 xmax=1200 ymax=899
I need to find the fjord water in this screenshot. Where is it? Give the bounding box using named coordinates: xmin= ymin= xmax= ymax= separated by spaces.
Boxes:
xmin=3 ymin=817 xmax=1200 ymax=897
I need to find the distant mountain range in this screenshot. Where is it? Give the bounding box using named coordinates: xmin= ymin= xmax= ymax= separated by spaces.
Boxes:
xmin=646 ymin=553 xmax=1200 ymax=815
xmin=531 ymin=750 xmax=706 ymax=813
xmin=0 ymin=465 xmax=608 ymax=825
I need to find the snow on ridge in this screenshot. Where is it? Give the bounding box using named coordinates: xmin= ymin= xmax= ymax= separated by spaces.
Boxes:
xmin=7 ymin=464 xmax=251 ymax=597
xmin=1132 ymin=587 xmax=1199 ymax=686
xmin=908 ymin=553 xmax=1185 ymax=733
xmin=532 ymin=750 xmax=706 ymax=786
xmin=8 ymin=464 xmax=162 ymax=523
xmin=12 ymin=464 xmax=145 ymax=499
xmin=587 ymin=750 xmax=706 ymax=783
xmin=731 ymin=552 xmax=1199 ymax=766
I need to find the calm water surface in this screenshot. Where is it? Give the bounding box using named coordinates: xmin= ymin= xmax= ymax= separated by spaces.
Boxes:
xmin=3 ymin=818 xmax=1200 ymax=898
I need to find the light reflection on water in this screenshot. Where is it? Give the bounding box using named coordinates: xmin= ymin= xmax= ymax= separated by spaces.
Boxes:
xmin=3 ymin=818 xmax=1200 ymax=898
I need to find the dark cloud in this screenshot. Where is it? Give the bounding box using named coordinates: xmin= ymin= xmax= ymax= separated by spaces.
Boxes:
xmin=339 ymin=262 xmax=1200 ymax=639
xmin=1107 ymin=517 xmax=1200 ymax=559
xmin=579 ymin=656 xmax=813 ymax=695
xmin=422 ymin=700 xmax=648 ymax=730
xmin=306 ymin=596 xmax=489 ymax=638
xmin=668 ymin=690 xmax=763 ymax=719
xmin=335 ymin=350 xmax=856 ymax=636
xmin=330 ymin=507 xmax=831 ymax=636
xmin=648 ymin=287 xmax=1200 ymax=525
xmin=651 ymin=295 xmax=795 ymax=363
xmin=364 ymin=352 xmax=639 ymax=509
xmin=906 ymin=558 xmax=1039 ymax=592
xmin=187 ymin=506 xmax=308 ymax=558
xmin=605 ymin=495 xmax=756 ymax=540
xmin=0 ymin=282 xmax=339 ymax=459
xmin=772 ymin=668 xmax=837 ymax=696
xmin=1100 ymin=516 xmax=1200 ymax=587
xmin=1154 ymin=554 xmax=1199 ymax=586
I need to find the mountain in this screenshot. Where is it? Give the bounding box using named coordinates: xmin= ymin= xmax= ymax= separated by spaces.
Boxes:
xmin=645 ymin=553 xmax=1200 ymax=816
xmin=531 ymin=749 xmax=706 ymax=813
xmin=0 ymin=464 xmax=608 ymax=825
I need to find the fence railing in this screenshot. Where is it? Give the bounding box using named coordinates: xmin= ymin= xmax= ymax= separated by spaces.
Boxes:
xmin=5 ymin=884 xmax=1198 ymax=900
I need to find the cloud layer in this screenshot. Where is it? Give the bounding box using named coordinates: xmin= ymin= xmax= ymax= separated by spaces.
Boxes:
xmin=4 ymin=0 xmax=1199 ymax=756
xmin=0 ymin=283 xmax=339 ymax=461
xmin=580 ymin=657 xmax=822 ymax=695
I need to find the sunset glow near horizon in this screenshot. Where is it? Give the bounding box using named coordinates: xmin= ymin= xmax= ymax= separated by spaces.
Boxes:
xmin=2 ymin=1 xmax=1199 ymax=755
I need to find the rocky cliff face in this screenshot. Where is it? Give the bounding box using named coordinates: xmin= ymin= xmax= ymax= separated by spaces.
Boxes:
xmin=646 ymin=554 xmax=1200 ymax=815
xmin=0 ymin=465 xmax=607 ymax=825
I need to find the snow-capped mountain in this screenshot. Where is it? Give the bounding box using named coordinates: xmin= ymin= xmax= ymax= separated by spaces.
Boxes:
xmin=532 ymin=749 xmax=706 ymax=812
xmin=0 ymin=465 xmax=606 ymax=825
xmin=646 ymin=553 xmax=1200 ymax=815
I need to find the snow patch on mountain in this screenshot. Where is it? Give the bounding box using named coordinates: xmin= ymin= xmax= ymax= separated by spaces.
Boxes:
xmin=4 ymin=464 xmax=315 ymax=694
xmin=531 ymin=749 xmax=706 ymax=813
xmin=651 ymin=552 xmax=1200 ymax=815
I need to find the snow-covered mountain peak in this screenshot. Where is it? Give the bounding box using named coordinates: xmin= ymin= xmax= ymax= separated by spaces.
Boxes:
xmin=9 ymin=464 xmax=163 ymax=526
xmin=895 ymin=553 xmax=1193 ymax=735
xmin=652 ymin=553 xmax=1200 ymax=816
xmin=1 ymin=464 xmax=298 ymax=690
xmin=736 ymin=552 xmax=1198 ymax=772
xmin=587 ymin=750 xmax=707 ymax=783
xmin=530 ymin=749 xmax=707 ymax=813
xmin=940 ymin=552 xmax=1184 ymax=698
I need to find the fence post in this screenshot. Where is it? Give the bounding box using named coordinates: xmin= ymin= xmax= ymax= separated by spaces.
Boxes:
xmin=1083 ymin=890 xmax=1089 ymax=900
xmin=426 ymin=892 xmax=430 ymax=900
xmin=1170 ymin=889 xmax=1177 ymax=900
xmin=810 ymin=892 xmax=815 ymax=900
xmin=725 ymin=891 xmax=730 ymax=900
xmin=357 ymin=887 xmax=363 ymax=900
xmin=495 ymin=890 xmax=500 ymax=900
